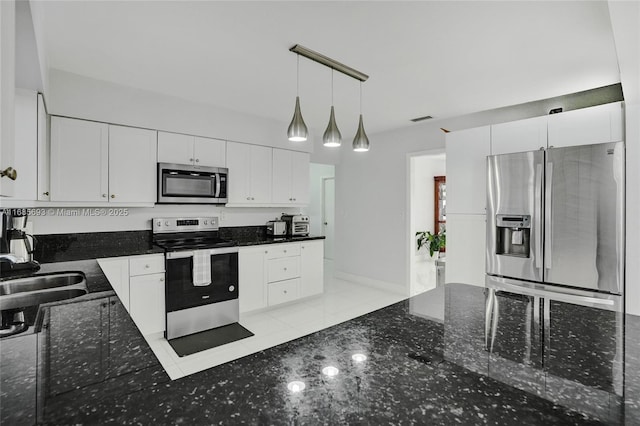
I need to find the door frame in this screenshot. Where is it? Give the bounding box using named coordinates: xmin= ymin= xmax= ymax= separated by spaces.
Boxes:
xmin=321 ymin=176 xmax=335 ymax=260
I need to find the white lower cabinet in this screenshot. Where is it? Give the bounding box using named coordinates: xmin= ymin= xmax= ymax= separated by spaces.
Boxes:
xmin=268 ymin=278 xmax=300 ymax=306
xmin=97 ymin=257 xmax=130 ymax=311
xmin=98 ymin=254 xmax=165 ymax=336
xmin=301 ymin=240 xmax=324 ymax=298
xmin=239 ymin=240 xmax=324 ymax=313
xmin=239 ymin=246 xmax=267 ymax=313
xmin=445 ymin=214 xmax=486 ymax=287
xmin=129 ymin=273 xmax=165 ymax=336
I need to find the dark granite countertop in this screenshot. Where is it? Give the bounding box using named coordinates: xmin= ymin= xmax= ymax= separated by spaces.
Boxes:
xmin=2 ymin=278 xmax=639 ymax=424
xmin=234 ymin=235 xmax=325 ymax=246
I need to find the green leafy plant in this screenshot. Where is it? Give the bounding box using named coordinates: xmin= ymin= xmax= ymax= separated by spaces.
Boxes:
xmin=415 ymin=229 xmax=446 ymax=257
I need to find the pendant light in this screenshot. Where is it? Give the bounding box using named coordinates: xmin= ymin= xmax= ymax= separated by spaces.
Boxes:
xmin=352 ymin=82 xmax=370 ymax=152
xmin=287 ymin=54 xmax=308 ymax=142
xmin=323 ymin=69 xmax=342 ymax=147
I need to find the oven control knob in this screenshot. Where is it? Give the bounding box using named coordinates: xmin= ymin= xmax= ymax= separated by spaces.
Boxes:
xmin=229 ymin=285 xmax=235 ymax=292
xmin=156 ymin=220 xmax=161 ymax=227
xmin=204 ymin=220 xmax=208 ymax=225
xmin=165 ymin=221 xmax=170 ymax=226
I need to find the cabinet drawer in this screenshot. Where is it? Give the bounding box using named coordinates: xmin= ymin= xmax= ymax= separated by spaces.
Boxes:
xmin=268 ymin=278 xmax=300 ymax=306
xmin=264 ymin=243 xmax=300 ymax=259
xmin=267 ymin=256 xmax=300 ymax=283
xmin=129 ymin=254 xmax=165 ymax=276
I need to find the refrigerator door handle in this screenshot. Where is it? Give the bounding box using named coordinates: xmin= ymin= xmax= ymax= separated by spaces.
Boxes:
xmin=544 ymin=162 xmax=553 ymax=269
xmin=534 ymin=163 xmax=543 ymax=270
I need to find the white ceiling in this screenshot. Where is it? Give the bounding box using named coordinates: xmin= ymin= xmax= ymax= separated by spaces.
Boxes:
xmin=34 ymin=1 xmax=621 ymax=136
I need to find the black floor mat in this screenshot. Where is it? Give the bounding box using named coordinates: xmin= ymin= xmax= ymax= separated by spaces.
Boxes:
xmin=168 ymin=323 xmax=254 ymax=357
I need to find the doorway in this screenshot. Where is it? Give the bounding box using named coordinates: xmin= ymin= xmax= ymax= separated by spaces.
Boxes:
xmin=408 ymin=150 xmax=446 ymax=296
xmin=304 ymin=163 xmax=335 ymax=261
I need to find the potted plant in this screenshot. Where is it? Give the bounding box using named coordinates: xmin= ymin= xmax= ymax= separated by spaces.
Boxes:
xmin=415 ymin=229 xmax=446 ymax=258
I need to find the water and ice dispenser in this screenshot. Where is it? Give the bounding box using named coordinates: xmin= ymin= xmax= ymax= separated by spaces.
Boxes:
xmin=495 ymin=215 xmax=531 ymax=258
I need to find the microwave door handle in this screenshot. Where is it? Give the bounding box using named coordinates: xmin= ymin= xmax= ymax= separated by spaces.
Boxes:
xmin=215 ymin=173 xmax=221 ymax=198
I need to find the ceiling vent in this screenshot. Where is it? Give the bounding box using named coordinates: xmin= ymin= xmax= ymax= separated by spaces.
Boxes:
xmin=410 ymin=115 xmax=433 ymax=123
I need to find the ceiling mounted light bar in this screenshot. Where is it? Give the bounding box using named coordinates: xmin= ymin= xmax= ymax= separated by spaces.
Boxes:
xmin=289 ymin=44 xmax=369 ymax=82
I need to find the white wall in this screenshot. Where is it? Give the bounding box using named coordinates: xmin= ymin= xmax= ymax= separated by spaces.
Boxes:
xmin=48 ymin=69 xmax=315 ymax=154
xmin=303 ymin=163 xmax=335 ymax=236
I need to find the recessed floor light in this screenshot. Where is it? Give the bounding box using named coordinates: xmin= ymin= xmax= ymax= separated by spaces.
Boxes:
xmin=287 ymin=381 xmax=306 ymax=392
xmin=322 ymin=366 xmax=339 ymax=377
xmin=352 ymin=353 xmax=367 ymax=363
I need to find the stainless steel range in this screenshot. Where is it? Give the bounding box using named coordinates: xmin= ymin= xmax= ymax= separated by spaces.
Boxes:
xmin=153 ymin=217 xmax=239 ymax=340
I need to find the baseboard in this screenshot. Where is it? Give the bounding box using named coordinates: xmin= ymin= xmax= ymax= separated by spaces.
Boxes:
xmin=333 ymin=271 xmax=407 ymax=296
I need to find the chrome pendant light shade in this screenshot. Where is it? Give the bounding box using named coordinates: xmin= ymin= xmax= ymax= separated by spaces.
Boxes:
xmin=288 ymin=54 xmax=308 ymax=142
xmin=323 ymin=106 xmax=342 ymax=147
xmin=287 ymin=96 xmax=308 ymax=142
xmin=323 ymin=69 xmax=342 ymax=147
xmin=352 ymin=82 xmax=369 ymax=152
xmin=352 ymin=114 xmax=370 ymax=152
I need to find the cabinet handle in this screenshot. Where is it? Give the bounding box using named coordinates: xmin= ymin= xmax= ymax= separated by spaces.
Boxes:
xmin=284 ymin=250 xmax=287 ymax=253
xmin=195 ymin=159 xmax=200 ymax=163
xmin=145 ymin=264 xmax=150 ymax=268
xmin=284 ymin=267 xmax=287 ymax=271
xmin=111 ymin=300 xmax=116 ymax=305
xmin=111 ymin=194 xmax=115 ymax=199
xmin=247 ymin=197 xmax=251 ymax=200
xmin=265 ymin=251 xmax=268 ymax=254
xmin=0 ymin=167 xmax=17 ymax=180
xmin=102 ymin=302 xmax=108 ymax=308
xmin=102 ymin=194 xmax=107 ymax=198
xmin=43 ymin=191 xmax=49 ymax=196
xmin=284 ymin=290 xmax=287 ymax=294
xmin=190 ymin=158 xmax=194 ymax=162
xmin=160 ymin=278 xmax=164 ymax=282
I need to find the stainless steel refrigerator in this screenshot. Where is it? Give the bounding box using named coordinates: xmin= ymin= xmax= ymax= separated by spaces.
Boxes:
xmin=483 ymin=142 xmax=625 ymax=415
xmin=486 ymin=141 xmax=625 ymax=308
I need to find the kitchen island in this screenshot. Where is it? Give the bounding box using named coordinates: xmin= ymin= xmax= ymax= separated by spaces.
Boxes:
xmin=2 ymin=257 xmax=639 ymax=425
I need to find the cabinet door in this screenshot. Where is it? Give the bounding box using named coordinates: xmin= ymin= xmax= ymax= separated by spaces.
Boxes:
xmin=446 ymin=125 xmax=491 ymax=215
xmin=108 ymin=125 xmax=157 ymax=203
xmin=37 ymin=94 xmax=50 ymax=201
xmin=492 ymin=115 xmax=547 ymax=155
xmin=272 ymin=148 xmax=293 ymax=203
xmin=12 ymin=89 xmax=37 ymax=200
xmin=46 ymin=298 xmax=108 ymax=396
xmin=0 ymin=0 xmax=15 ymax=197
xmin=548 ymin=102 xmax=623 ymax=148
xmin=249 ymin=144 xmax=272 ymax=204
xmin=129 ymin=273 xmax=165 ymax=336
xmin=194 ymin=136 xmax=225 ymax=167
xmin=98 ymin=257 xmax=130 ymax=311
xmin=301 ymin=240 xmax=324 ymax=298
xmin=50 ymin=117 xmax=108 ymax=202
xmin=290 ymin=151 xmax=310 ymax=204
xmin=226 ymin=141 xmax=251 ymax=203
xmin=0 ymin=334 xmax=37 ymax=425
xmin=239 ymin=246 xmax=266 ymax=313
xmin=157 ymin=131 xmax=193 ymax=165
xmin=445 ymin=213 xmax=486 ymax=287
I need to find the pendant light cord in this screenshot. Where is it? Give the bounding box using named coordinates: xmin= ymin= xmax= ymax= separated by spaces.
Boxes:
xmin=359 ymin=81 xmax=363 ymax=114
xmin=296 ymin=54 xmax=300 ymax=96
xmin=331 ymin=69 xmax=334 ymax=105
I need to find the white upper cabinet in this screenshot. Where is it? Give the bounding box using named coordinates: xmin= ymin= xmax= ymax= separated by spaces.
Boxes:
xmin=51 ymin=116 xmax=109 ymax=202
xmin=37 ymin=94 xmax=50 ymax=201
xmin=491 ymin=115 xmax=547 ymax=155
xmin=226 ymin=141 xmax=272 ymax=205
xmin=51 ymin=116 xmax=156 ymax=204
xmin=547 ymin=102 xmax=623 ymax=148
xmin=446 ymin=125 xmax=491 ymax=215
xmin=272 ymin=149 xmax=310 ymax=205
xmin=193 ymin=136 xmax=226 ymax=167
xmin=157 ymin=131 xmax=225 ymax=167
xmin=12 ymin=89 xmax=38 ymax=200
xmin=108 ymin=125 xmax=157 ymax=203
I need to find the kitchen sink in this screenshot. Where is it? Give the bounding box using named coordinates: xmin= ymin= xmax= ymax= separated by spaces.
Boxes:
xmin=0 ymin=272 xmax=88 ymax=311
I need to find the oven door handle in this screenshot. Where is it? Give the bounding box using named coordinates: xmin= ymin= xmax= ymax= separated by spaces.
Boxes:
xmin=166 ymin=247 xmax=239 ymax=259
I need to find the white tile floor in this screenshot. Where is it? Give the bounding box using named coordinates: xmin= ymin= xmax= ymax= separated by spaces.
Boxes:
xmin=144 ymin=261 xmax=408 ymax=380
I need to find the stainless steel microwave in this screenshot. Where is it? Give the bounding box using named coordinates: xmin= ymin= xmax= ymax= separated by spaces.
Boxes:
xmin=157 ymin=162 xmax=228 ymax=204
